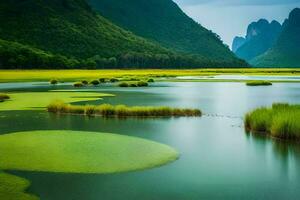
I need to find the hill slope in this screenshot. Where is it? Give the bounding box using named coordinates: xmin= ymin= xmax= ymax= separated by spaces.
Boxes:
xmin=252 ymin=8 xmax=300 ymax=67
xmin=233 ymin=19 xmax=282 ymax=61
xmin=87 ymin=0 xmax=238 ymax=62
xmin=0 ymin=0 xmax=169 ymax=59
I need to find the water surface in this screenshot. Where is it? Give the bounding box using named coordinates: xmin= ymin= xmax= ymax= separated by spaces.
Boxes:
xmin=1 ymin=82 xmax=300 ymax=200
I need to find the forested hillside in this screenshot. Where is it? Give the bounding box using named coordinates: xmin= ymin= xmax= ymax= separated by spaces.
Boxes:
xmin=0 ymin=0 xmax=247 ymax=69
xmin=87 ymin=0 xmax=239 ymax=62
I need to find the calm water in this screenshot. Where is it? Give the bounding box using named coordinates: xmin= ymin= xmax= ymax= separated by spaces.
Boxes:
xmin=1 ymin=82 xmax=300 ymax=200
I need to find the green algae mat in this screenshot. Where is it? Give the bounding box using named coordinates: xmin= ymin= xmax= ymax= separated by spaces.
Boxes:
xmin=0 ymin=91 xmax=114 ymax=111
xmin=0 ymin=171 xmax=38 ymax=200
xmin=0 ymin=130 xmax=178 ymax=173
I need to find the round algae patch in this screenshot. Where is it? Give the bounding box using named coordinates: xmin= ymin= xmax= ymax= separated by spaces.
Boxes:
xmin=0 ymin=131 xmax=178 ymax=174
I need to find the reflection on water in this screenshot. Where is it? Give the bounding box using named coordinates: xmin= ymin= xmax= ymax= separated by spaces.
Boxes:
xmin=1 ymin=81 xmax=300 ymax=200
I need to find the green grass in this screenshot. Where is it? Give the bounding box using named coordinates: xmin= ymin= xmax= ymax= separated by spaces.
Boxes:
xmin=47 ymin=101 xmax=202 ymax=117
xmin=245 ymin=103 xmax=300 ymax=140
xmin=0 ymin=69 xmax=299 ymax=83
xmin=0 ymin=130 xmax=179 ymax=174
xmin=0 ymin=171 xmax=38 ymax=200
xmin=0 ymin=91 xmax=114 ymax=111
xmin=246 ymin=80 xmax=273 ymax=86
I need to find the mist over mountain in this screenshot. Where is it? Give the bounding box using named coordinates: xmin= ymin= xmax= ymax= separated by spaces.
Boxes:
xmin=232 ymin=19 xmax=282 ymax=61
xmin=252 ymin=8 xmax=300 ymax=67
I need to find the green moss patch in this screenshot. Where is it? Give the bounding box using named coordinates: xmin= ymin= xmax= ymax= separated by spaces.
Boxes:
xmin=0 ymin=130 xmax=178 ymax=174
xmin=0 ymin=91 xmax=114 ymax=111
xmin=0 ymin=171 xmax=38 ymax=200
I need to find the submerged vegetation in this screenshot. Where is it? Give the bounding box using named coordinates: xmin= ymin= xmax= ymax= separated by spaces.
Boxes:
xmin=246 ymin=80 xmax=272 ymax=86
xmin=0 ymin=171 xmax=38 ymax=200
xmin=245 ymin=103 xmax=300 ymax=140
xmin=0 ymin=93 xmax=10 ymax=102
xmin=47 ymin=101 xmax=202 ymax=117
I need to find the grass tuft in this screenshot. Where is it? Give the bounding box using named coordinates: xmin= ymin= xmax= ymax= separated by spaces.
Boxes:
xmin=246 ymin=80 xmax=272 ymax=86
xmin=47 ymin=101 xmax=202 ymax=118
xmin=245 ymin=103 xmax=300 ymax=140
xmin=0 ymin=93 xmax=10 ymax=102
xmin=49 ymin=79 xmax=58 ymax=85
xmin=90 ymin=80 xmax=100 ymax=86
xmin=73 ymin=82 xmax=84 ymax=87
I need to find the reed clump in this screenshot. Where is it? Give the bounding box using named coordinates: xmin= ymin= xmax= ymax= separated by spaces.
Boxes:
xmin=47 ymin=101 xmax=202 ymax=118
xmin=90 ymin=80 xmax=100 ymax=86
xmin=49 ymin=79 xmax=58 ymax=85
xmin=245 ymin=103 xmax=300 ymax=140
xmin=73 ymin=82 xmax=84 ymax=87
xmin=0 ymin=93 xmax=10 ymax=102
xmin=246 ymin=80 xmax=272 ymax=86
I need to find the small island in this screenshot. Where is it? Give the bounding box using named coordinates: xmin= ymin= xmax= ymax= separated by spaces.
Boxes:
xmin=245 ymin=103 xmax=300 ymax=140
xmin=246 ymin=80 xmax=273 ymax=86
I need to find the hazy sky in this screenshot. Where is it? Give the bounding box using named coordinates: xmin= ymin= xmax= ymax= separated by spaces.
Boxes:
xmin=174 ymin=0 xmax=300 ymax=47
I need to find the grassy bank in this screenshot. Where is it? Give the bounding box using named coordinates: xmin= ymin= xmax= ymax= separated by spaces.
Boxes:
xmin=0 ymin=91 xmax=113 ymax=111
xmin=246 ymin=80 xmax=273 ymax=86
xmin=0 ymin=130 xmax=178 ymax=174
xmin=245 ymin=103 xmax=300 ymax=140
xmin=47 ymin=101 xmax=202 ymax=117
xmin=0 ymin=69 xmax=300 ymax=83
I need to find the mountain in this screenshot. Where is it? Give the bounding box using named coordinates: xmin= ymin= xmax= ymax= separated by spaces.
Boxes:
xmin=87 ymin=0 xmax=239 ymax=62
xmin=232 ymin=37 xmax=246 ymax=53
xmin=252 ymin=8 xmax=300 ymax=67
xmin=233 ymin=19 xmax=282 ymax=61
xmin=0 ymin=0 xmax=247 ymax=69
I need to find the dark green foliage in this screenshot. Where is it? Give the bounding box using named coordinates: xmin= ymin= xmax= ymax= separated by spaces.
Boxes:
xmin=99 ymin=78 xmax=106 ymax=83
xmin=137 ymin=81 xmax=148 ymax=87
xmin=147 ymin=79 xmax=155 ymax=83
xmin=0 ymin=0 xmax=247 ymax=69
xmin=47 ymin=101 xmax=202 ymax=117
xmin=87 ymin=0 xmax=240 ymax=63
xmin=129 ymin=83 xmax=138 ymax=87
xmin=81 ymin=80 xmax=88 ymax=85
xmin=89 ymin=80 xmax=100 ymax=86
xmin=110 ymin=78 xmax=119 ymax=83
xmin=246 ymin=80 xmax=272 ymax=86
xmin=118 ymin=82 xmax=129 ymax=87
xmin=74 ymin=82 xmax=84 ymax=87
xmin=0 ymin=93 xmax=10 ymax=102
xmin=252 ymin=8 xmax=300 ymax=67
xmin=245 ymin=103 xmax=300 ymax=140
xmin=50 ymin=79 xmax=58 ymax=85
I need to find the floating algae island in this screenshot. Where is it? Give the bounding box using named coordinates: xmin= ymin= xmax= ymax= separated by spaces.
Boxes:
xmin=245 ymin=103 xmax=300 ymax=140
xmin=47 ymin=101 xmax=202 ymax=117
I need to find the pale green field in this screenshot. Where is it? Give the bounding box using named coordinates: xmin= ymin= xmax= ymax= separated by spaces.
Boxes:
xmin=0 ymin=69 xmax=300 ymax=83
xmin=0 ymin=91 xmax=114 ymax=111
xmin=0 ymin=130 xmax=179 ymax=173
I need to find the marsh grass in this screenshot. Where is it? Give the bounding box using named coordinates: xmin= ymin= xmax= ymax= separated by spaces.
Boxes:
xmin=81 ymin=80 xmax=88 ymax=85
xmin=90 ymin=80 xmax=100 ymax=86
xmin=245 ymin=103 xmax=300 ymax=140
xmin=73 ymin=82 xmax=84 ymax=87
xmin=0 ymin=93 xmax=10 ymax=102
xmin=118 ymin=82 xmax=129 ymax=87
xmin=137 ymin=81 xmax=149 ymax=87
xmin=147 ymin=78 xmax=155 ymax=83
xmin=246 ymin=80 xmax=272 ymax=86
xmin=49 ymin=79 xmax=58 ymax=85
xmin=47 ymin=101 xmax=202 ymax=117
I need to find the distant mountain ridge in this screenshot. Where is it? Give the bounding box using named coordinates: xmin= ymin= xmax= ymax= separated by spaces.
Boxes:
xmin=87 ymin=0 xmax=239 ymax=63
xmin=232 ymin=19 xmax=282 ymax=61
xmin=252 ymin=8 xmax=300 ymax=67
